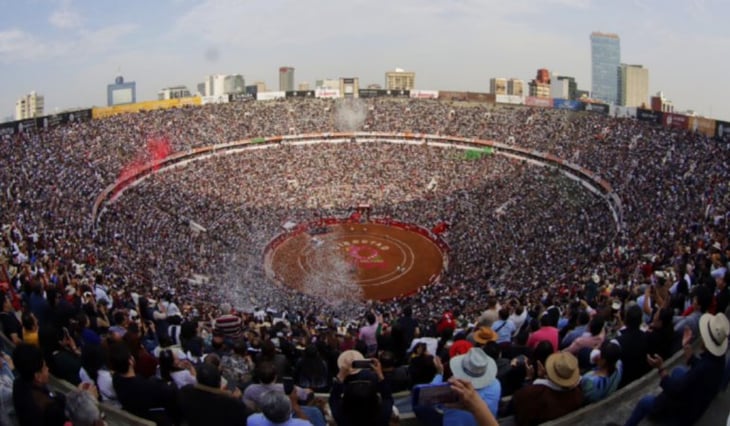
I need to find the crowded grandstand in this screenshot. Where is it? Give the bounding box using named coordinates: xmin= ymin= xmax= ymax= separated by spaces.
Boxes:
xmin=1 ymin=95 xmax=729 ymax=425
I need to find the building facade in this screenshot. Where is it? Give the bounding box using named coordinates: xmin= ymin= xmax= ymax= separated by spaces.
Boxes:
xmin=618 ymin=64 xmax=649 ymax=107
xmin=279 ymin=67 xmax=295 ymax=92
xmin=528 ymin=69 xmax=551 ymax=98
xmin=158 ymin=86 xmax=192 ymax=100
xmin=490 ymin=78 xmax=507 ymax=95
xmin=201 ymin=74 xmax=245 ymax=97
xmin=590 ymin=32 xmax=620 ymax=104
xmin=507 ymin=79 xmax=525 ymax=97
xmin=385 ymin=69 xmax=415 ymax=91
xmin=340 ymin=78 xmax=359 ymax=98
xmin=107 ymin=76 xmax=136 ymax=106
xmin=15 ymin=91 xmax=44 ymax=120
xmin=651 ymin=91 xmax=674 ymax=113
xmin=551 ymin=76 xmax=578 ymax=100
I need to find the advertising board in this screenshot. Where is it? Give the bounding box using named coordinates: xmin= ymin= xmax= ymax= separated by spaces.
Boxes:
xmin=635 ymin=108 xmax=662 ymax=124
xmin=92 ymin=97 xmax=202 ymax=119
xmin=582 ymin=102 xmax=610 ymax=115
xmin=256 ymin=91 xmax=286 ymax=101
xmin=495 ymin=94 xmax=524 ymax=105
xmin=716 ymin=120 xmax=730 ymax=139
xmin=315 ymin=88 xmax=341 ymax=99
xmin=662 ymin=112 xmax=689 ymax=130
xmin=553 ymin=99 xmax=582 ymax=111
xmin=410 ymin=90 xmax=439 ymax=99
xmin=525 ymin=96 xmax=553 ymax=108
xmin=689 ymin=116 xmax=716 ymax=137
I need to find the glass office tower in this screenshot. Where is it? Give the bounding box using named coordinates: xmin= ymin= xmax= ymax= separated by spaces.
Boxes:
xmin=590 ymin=32 xmax=620 ymax=104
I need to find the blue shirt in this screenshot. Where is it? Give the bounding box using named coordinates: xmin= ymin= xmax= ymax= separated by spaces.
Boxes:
xmin=493 ymin=320 xmax=516 ymax=344
xmin=247 ymin=413 xmax=312 ymax=426
xmin=430 ymin=374 xmax=501 ymax=425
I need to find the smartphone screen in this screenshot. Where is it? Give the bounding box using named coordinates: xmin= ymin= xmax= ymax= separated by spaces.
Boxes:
xmin=415 ymin=383 xmax=460 ymax=405
xmin=283 ymin=376 xmax=294 ymax=395
xmin=351 ymin=359 xmax=374 ymax=369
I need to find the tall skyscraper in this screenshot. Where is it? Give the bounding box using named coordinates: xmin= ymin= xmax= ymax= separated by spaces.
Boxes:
xmin=590 ymin=32 xmax=620 ymax=104
xmin=15 ymin=91 xmax=44 ymax=120
xmin=279 ymin=67 xmax=295 ymax=92
xmin=385 ymin=68 xmax=415 ymax=91
xmin=618 ymin=64 xmax=649 ymax=107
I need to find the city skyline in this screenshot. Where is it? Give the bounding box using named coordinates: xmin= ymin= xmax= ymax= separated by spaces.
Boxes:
xmin=1 ymin=0 xmax=728 ymax=121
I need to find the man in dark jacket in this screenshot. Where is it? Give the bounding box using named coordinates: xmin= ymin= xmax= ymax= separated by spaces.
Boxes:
xmin=624 ymin=313 xmax=729 ymax=426
xmin=12 ymin=343 xmax=67 ymax=426
xmin=615 ymin=304 xmax=650 ymax=388
xmin=179 ymin=363 xmax=250 ymax=426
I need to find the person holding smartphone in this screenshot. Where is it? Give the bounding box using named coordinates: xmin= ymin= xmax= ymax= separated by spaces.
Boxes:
xmin=413 ymin=347 xmax=500 ymax=426
xmin=329 ymin=350 xmax=393 ymax=426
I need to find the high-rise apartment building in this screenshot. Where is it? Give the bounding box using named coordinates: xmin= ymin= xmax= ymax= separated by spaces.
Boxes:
xmin=551 ymin=76 xmax=579 ymax=100
xmin=590 ymin=32 xmax=620 ymax=104
xmin=279 ymin=67 xmax=295 ymax=92
xmin=15 ymin=91 xmax=44 ymax=120
xmin=490 ymin=78 xmax=507 ymax=95
xmin=618 ymin=64 xmax=649 ymax=107
xmin=385 ymin=69 xmax=415 ymax=91
xmin=507 ymin=79 xmax=525 ymax=97
xmin=528 ymin=69 xmax=551 ymax=98
xmin=201 ymin=74 xmax=245 ymax=97
xmin=490 ymin=78 xmax=524 ymax=96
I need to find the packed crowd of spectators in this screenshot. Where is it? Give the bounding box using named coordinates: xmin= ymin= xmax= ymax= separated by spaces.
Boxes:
xmin=0 ymin=97 xmax=729 ymax=425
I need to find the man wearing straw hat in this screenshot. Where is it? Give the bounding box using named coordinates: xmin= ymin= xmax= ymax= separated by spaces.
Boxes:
xmin=413 ymin=347 xmax=501 ymax=426
xmin=511 ymin=351 xmax=584 ymax=426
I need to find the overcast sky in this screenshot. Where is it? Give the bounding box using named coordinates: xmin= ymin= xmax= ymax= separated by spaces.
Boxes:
xmin=1 ymin=0 xmax=728 ymax=121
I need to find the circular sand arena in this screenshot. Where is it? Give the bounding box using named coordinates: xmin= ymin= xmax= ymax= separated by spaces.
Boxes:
xmin=264 ymin=218 xmax=448 ymax=301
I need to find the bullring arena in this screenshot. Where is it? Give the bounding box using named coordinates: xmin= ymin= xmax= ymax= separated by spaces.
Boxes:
xmin=2 ymin=97 xmax=729 ymax=424
xmin=2 ymin=97 xmax=716 ymax=322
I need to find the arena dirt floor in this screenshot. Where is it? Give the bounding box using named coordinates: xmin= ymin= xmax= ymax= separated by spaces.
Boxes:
xmin=264 ymin=221 xmax=447 ymax=301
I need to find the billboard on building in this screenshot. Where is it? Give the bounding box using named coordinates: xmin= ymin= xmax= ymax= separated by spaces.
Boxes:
xmin=285 ymin=90 xmax=315 ymax=98
xmin=495 ymin=94 xmax=524 ymax=105
xmin=201 ymin=95 xmax=230 ymax=104
xmin=358 ymin=89 xmax=409 ymax=98
xmin=410 ymin=90 xmax=439 ymax=99
xmin=256 ymin=91 xmax=286 ymax=101
xmin=635 ymin=108 xmax=662 ymax=124
xmin=716 ymin=120 xmax=730 ymax=139
xmin=230 ymin=93 xmax=255 ymax=102
xmin=553 ymin=99 xmax=582 ymax=111
xmin=582 ymin=102 xmax=610 ymax=115
xmin=315 ymin=88 xmax=341 ymax=99
xmin=611 ymin=106 xmax=637 ymax=118
xmin=525 ymin=96 xmax=553 ymax=108
xmin=0 ymin=108 xmax=93 ymax=135
xmin=466 ymin=92 xmax=495 ymax=104
xmin=662 ymin=112 xmax=690 ymax=130
xmin=92 ymin=97 xmax=201 ymax=119
xmin=689 ymin=116 xmax=716 ymax=137
xmin=437 ymin=91 xmax=468 ymax=101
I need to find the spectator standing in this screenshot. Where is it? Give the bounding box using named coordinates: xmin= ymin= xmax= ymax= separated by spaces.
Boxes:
xmin=624 ymin=313 xmax=729 ymax=426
